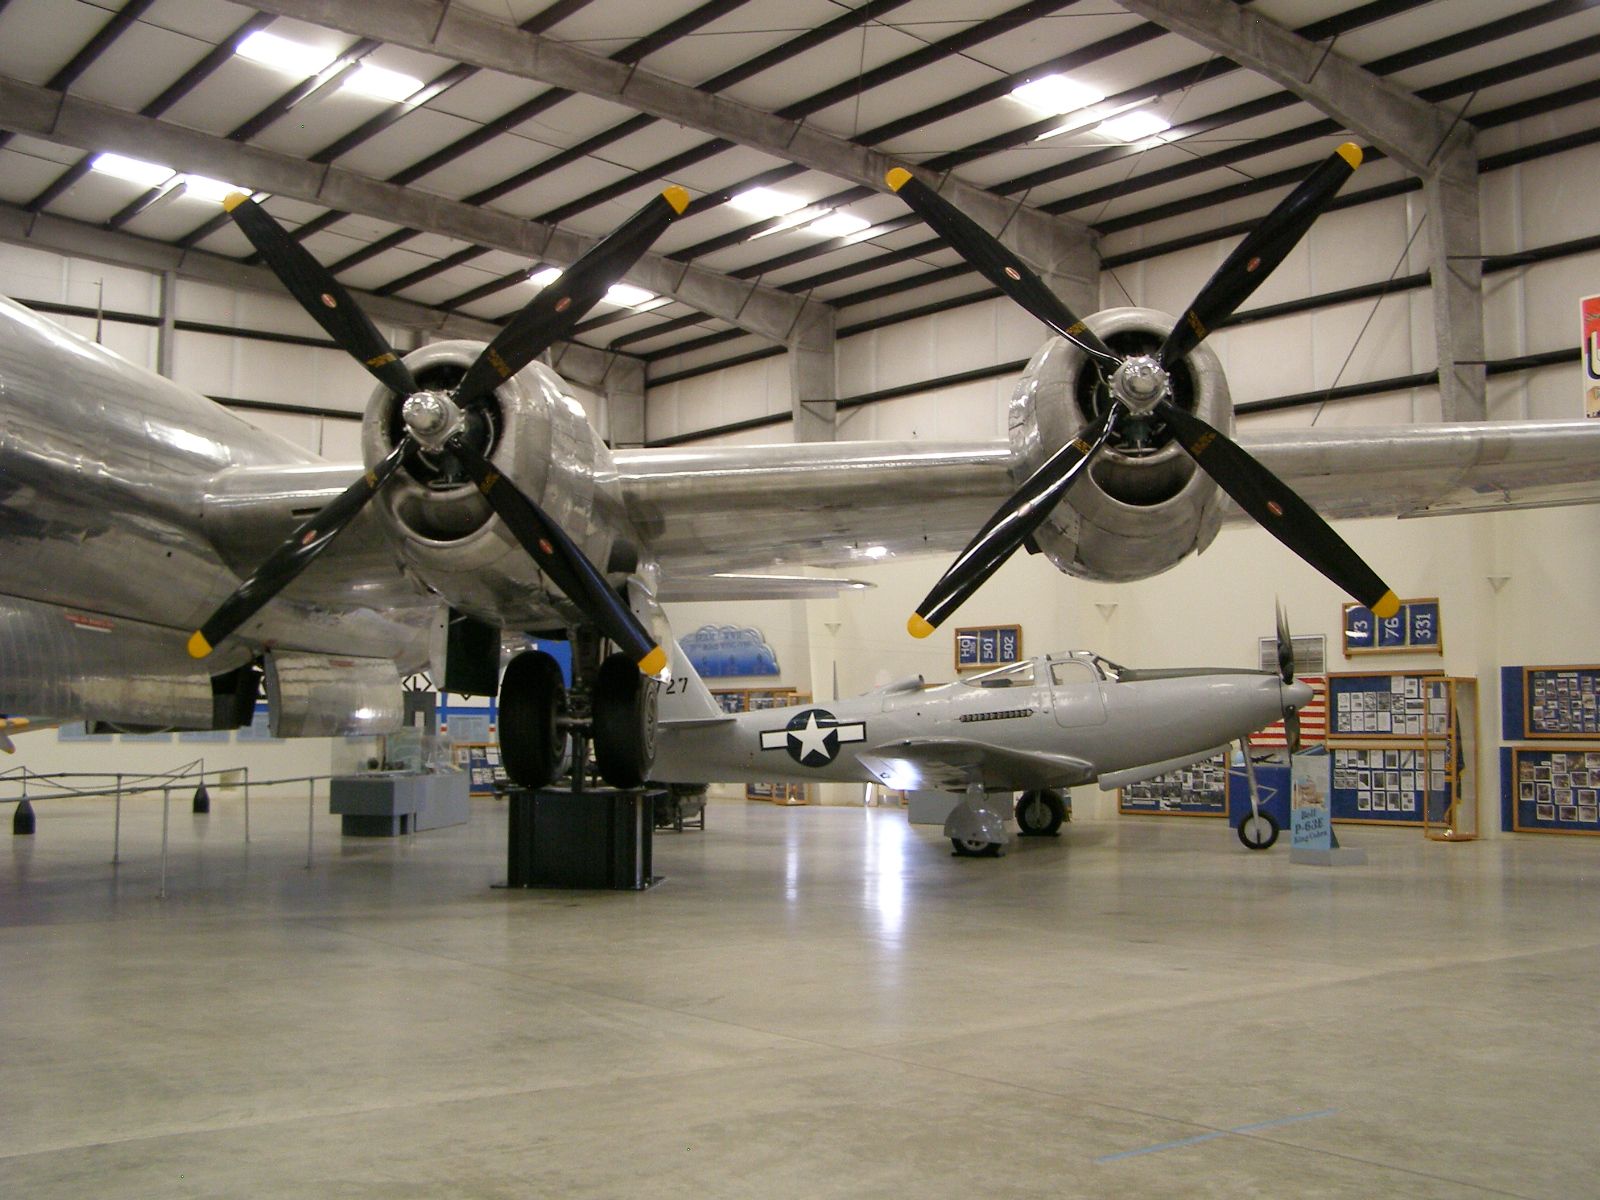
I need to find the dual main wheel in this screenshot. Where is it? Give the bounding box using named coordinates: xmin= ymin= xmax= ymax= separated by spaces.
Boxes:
xmin=497 ymin=649 xmax=657 ymax=789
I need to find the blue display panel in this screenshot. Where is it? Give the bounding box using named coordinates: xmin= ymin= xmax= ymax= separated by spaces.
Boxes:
xmin=1119 ymin=751 xmax=1228 ymax=816
xmin=1342 ymin=598 xmax=1441 ymax=655
xmin=1328 ymin=745 xmax=1449 ymax=825
xmin=954 ymin=625 xmax=1022 ymax=671
xmin=1503 ymin=746 xmax=1600 ymax=834
xmin=1327 ymin=673 xmax=1449 ymax=739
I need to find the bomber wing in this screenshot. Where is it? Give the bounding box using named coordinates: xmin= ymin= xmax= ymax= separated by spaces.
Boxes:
xmin=857 ymin=737 xmax=1097 ymax=793
xmin=616 ymin=419 xmax=1600 ymax=580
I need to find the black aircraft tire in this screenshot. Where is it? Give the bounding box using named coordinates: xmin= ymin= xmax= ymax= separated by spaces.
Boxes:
xmin=1237 ymin=811 xmax=1280 ymax=851
xmin=593 ymin=652 xmax=659 ymax=789
xmin=951 ymin=837 xmax=1001 ymax=858
xmin=498 ymin=651 xmax=567 ymax=789
xmin=1015 ymin=789 xmax=1067 ymax=836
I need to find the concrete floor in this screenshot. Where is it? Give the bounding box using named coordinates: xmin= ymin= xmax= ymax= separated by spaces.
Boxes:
xmin=2 ymin=790 xmax=1597 ymax=1199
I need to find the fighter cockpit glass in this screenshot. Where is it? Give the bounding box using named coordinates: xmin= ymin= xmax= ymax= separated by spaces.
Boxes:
xmin=964 ymin=660 xmax=1036 ymax=687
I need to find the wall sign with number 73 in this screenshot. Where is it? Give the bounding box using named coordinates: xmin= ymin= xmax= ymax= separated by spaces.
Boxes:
xmin=1342 ymin=597 xmax=1442 ymax=656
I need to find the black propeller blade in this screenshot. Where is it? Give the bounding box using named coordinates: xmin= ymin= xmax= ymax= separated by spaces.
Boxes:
xmin=909 ymin=405 xmax=1118 ymax=638
xmin=886 ymin=141 xmax=1397 ymax=636
xmin=188 ymin=438 xmax=411 ymax=658
xmin=453 ymin=186 xmax=689 ymax=407
xmin=449 ymin=438 xmax=666 ymax=675
xmin=1275 ymin=601 xmax=1302 ymax=753
xmin=192 ymin=188 xmax=687 ymax=671
xmin=223 ymin=194 xmax=419 ymax=398
xmin=1159 ymin=145 xmax=1362 ymax=370
xmin=1154 ymin=399 xmax=1396 ymax=617
xmin=885 ymin=168 xmax=1119 ymax=370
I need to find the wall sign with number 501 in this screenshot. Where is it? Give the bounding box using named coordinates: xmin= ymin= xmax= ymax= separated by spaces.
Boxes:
xmin=1342 ymin=597 xmax=1442 ymax=656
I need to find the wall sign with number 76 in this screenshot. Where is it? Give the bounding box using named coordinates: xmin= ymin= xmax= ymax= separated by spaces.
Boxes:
xmin=1342 ymin=598 xmax=1442 ymax=656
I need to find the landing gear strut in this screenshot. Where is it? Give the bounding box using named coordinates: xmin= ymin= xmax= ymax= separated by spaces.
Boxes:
xmin=945 ymin=782 xmax=1011 ymax=857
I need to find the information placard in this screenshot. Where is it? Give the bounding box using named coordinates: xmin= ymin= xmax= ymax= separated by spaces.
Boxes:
xmin=1328 ymin=672 xmax=1448 ymax=739
xmin=954 ymin=625 xmax=1022 ymax=671
xmin=1342 ymin=598 xmax=1442 ymax=656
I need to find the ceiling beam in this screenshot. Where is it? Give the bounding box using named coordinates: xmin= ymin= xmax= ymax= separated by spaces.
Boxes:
xmin=1116 ymin=0 xmax=1483 ymax=420
xmin=1115 ymin=0 xmax=1465 ymax=181
xmin=239 ymin=0 xmax=1101 ymax=305
xmin=0 ymin=76 xmax=820 ymax=347
xmin=0 ymin=199 xmax=644 ymax=400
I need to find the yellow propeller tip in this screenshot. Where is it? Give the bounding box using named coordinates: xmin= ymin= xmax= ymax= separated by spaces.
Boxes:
xmin=662 ymin=185 xmax=690 ymax=215
xmin=885 ymin=167 xmax=913 ymax=192
xmin=638 ymin=646 xmax=669 ymax=676
xmin=187 ymin=631 xmax=213 ymax=659
xmin=221 ymin=191 xmax=249 ymax=212
xmin=907 ymin=614 xmax=935 ymax=640
xmin=1336 ymin=142 xmax=1362 ymax=170
xmin=1370 ymin=590 xmax=1401 ymax=620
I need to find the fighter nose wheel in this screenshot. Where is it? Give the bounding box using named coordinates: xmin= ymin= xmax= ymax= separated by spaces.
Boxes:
xmin=1238 ymin=811 xmax=1280 ymax=851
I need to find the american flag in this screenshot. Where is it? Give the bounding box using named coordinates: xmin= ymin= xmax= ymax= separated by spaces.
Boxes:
xmin=1250 ymin=676 xmax=1326 ymax=749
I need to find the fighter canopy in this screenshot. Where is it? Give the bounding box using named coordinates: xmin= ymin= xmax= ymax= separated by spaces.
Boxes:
xmin=188 ymin=187 xmax=692 ymax=675
xmin=885 ymin=145 xmax=1399 ymax=638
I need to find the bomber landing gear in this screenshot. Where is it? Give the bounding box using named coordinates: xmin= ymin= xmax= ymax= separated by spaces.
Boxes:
xmin=498 ymin=650 xmax=567 ymax=788
xmin=497 ymin=640 xmax=660 ymax=791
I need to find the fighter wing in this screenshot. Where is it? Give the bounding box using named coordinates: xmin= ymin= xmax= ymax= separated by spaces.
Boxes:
xmin=857 ymin=737 xmax=1096 ymax=794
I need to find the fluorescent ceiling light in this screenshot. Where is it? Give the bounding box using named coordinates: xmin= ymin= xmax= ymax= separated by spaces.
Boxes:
xmin=528 ymin=266 xmax=562 ymax=286
xmin=727 ymin=187 xmax=806 ymax=218
xmin=806 ymin=211 xmax=870 ymax=238
xmin=1010 ymin=74 xmax=1104 ymax=115
xmin=344 ymin=63 xmax=422 ymax=103
xmin=179 ymin=175 xmax=240 ymax=203
xmin=603 ymin=283 xmax=658 ymax=308
xmin=235 ymin=30 xmax=338 ymax=77
xmin=1100 ymin=110 xmax=1171 ymax=142
xmin=89 ymin=152 xmax=175 ymax=189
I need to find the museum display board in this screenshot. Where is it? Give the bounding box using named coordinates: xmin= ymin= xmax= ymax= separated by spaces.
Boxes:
xmin=1499 ymin=665 xmax=1600 ymax=835
xmin=1118 ymin=751 xmax=1229 ymax=816
xmin=1326 ymin=672 xmax=1478 ymax=838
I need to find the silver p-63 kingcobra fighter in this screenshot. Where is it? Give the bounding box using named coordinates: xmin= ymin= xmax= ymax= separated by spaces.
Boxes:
xmin=4 ymin=150 xmax=1600 ymax=788
xmin=649 ymin=620 xmax=1311 ymax=856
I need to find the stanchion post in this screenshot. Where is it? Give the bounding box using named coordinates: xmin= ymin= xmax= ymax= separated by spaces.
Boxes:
xmin=113 ymin=773 xmax=123 ymax=864
xmin=243 ymin=768 xmax=251 ymax=844
xmin=159 ymin=784 xmax=171 ymax=899
xmin=306 ymin=778 xmax=314 ymax=868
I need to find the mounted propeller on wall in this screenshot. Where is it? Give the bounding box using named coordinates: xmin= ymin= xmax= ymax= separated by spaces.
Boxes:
xmin=187 ymin=186 xmax=691 ymax=676
xmin=885 ymin=144 xmax=1399 ymax=639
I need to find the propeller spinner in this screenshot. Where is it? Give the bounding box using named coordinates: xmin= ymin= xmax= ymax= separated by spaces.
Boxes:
xmin=886 ymin=146 xmax=1399 ymax=638
xmin=188 ymin=187 xmax=691 ymax=676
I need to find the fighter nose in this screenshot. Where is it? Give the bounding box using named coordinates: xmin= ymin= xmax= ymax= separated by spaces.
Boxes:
xmin=1282 ymin=678 xmax=1314 ymax=714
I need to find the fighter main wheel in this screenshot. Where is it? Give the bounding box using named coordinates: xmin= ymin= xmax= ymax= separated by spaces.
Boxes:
xmin=1015 ymin=789 xmax=1067 ymax=836
xmin=1238 ymin=811 xmax=1280 ymax=851
xmin=592 ymin=652 xmax=658 ymax=789
xmin=951 ymin=837 xmax=1001 ymax=858
xmin=498 ymin=651 xmax=566 ymax=788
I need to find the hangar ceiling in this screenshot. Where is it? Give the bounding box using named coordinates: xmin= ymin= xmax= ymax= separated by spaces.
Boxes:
xmin=0 ymin=0 xmax=1596 ymax=426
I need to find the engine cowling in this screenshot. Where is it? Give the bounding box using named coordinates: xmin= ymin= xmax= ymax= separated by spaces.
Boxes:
xmin=360 ymin=342 xmax=632 ymax=630
xmin=1009 ymin=306 xmax=1229 ymax=582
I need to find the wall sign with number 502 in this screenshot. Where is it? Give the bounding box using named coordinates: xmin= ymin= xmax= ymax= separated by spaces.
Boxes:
xmin=1342 ymin=597 xmax=1442 ymax=656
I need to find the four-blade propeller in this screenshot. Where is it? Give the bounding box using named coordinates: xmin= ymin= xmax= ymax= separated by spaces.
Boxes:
xmin=887 ymin=144 xmax=1399 ymax=638
xmin=188 ymin=187 xmax=689 ymax=676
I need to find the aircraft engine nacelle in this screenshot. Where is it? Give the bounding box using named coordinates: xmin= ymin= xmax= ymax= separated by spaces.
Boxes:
xmin=1009 ymin=306 xmax=1229 ymax=582
xmin=361 ymin=342 xmax=631 ymax=630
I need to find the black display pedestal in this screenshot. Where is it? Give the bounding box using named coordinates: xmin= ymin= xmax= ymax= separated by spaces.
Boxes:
xmin=503 ymin=785 xmax=662 ymax=890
